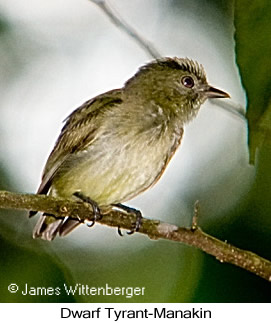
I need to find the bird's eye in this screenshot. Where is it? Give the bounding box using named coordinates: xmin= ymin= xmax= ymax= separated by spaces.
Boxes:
xmin=181 ymin=76 xmax=194 ymax=88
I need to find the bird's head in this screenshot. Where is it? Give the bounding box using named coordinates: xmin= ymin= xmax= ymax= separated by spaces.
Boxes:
xmin=124 ymin=57 xmax=230 ymax=124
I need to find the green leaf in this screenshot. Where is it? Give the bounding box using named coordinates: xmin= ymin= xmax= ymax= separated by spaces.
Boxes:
xmin=234 ymin=1 xmax=271 ymax=163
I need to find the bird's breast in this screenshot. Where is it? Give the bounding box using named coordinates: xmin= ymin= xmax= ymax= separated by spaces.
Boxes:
xmin=52 ymin=118 xmax=183 ymax=206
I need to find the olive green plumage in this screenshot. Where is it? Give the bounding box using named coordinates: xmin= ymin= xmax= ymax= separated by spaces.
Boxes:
xmin=31 ymin=57 xmax=229 ymax=240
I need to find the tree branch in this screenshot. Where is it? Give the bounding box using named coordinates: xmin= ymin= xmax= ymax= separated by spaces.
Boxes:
xmin=0 ymin=190 xmax=270 ymax=282
xmin=89 ymin=0 xmax=161 ymax=59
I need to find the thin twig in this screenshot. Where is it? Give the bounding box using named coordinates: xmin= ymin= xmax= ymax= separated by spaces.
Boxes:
xmin=89 ymin=0 xmax=161 ymax=59
xmin=0 ymin=190 xmax=270 ymax=282
xmin=191 ymin=200 xmax=200 ymax=231
xmin=210 ymin=99 xmax=247 ymax=122
xmin=89 ymin=1 xmax=247 ymax=124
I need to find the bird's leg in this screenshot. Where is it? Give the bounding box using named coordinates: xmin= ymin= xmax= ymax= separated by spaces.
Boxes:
xmin=113 ymin=203 xmax=143 ymax=235
xmin=73 ymin=192 xmax=102 ymax=227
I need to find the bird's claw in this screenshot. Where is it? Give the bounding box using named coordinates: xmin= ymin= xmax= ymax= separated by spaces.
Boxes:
xmin=126 ymin=209 xmax=142 ymax=235
xmin=73 ymin=192 xmax=102 ymax=226
xmin=112 ymin=204 xmax=143 ymax=235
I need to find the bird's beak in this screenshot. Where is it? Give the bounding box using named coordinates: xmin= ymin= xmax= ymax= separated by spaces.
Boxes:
xmin=205 ymin=86 xmax=230 ymax=99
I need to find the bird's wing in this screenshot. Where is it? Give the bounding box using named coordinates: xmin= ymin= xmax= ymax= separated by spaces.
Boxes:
xmin=36 ymin=89 xmax=123 ymax=195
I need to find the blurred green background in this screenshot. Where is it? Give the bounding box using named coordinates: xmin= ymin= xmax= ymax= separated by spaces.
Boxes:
xmin=0 ymin=0 xmax=271 ymax=302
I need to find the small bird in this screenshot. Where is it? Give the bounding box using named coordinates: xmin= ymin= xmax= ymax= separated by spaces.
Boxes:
xmin=30 ymin=57 xmax=229 ymax=240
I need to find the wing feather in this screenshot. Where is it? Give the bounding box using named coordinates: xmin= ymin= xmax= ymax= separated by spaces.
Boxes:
xmin=36 ymin=89 xmax=123 ymax=196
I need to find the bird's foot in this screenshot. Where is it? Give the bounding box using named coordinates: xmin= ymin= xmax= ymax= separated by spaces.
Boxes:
xmin=113 ymin=203 xmax=143 ymax=236
xmin=73 ymin=192 xmax=102 ymax=227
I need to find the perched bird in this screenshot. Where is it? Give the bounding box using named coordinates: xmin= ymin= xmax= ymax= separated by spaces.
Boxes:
xmin=30 ymin=57 xmax=229 ymax=240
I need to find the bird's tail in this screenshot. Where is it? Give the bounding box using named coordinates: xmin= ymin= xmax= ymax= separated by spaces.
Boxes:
xmin=30 ymin=179 xmax=81 ymax=240
xmin=32 ymin=213 xmax=80 ymax=241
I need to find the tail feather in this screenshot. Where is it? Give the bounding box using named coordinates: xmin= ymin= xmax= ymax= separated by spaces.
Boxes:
xmin=32 ymin=214 xmax=64 ymax=241
xmin=32 ymin=214 xmax=81 ymax=241
xmin=29 ymin=210 xmax=38 ymax=218
xmin=31 ymin=181 xmax=81 ymax=240
xmin=30 ymin=176 xmax=52 ymax=219
xmin=59 ymin=220 xmax=81 ymax=237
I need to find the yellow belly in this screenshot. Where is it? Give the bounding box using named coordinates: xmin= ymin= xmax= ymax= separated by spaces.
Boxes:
xmin=51 ymin=128 xmax=182 ymax=206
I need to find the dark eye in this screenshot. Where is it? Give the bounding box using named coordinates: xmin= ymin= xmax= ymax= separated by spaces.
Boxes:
xmin=181 ymin=76 xmax=194 ymax=88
